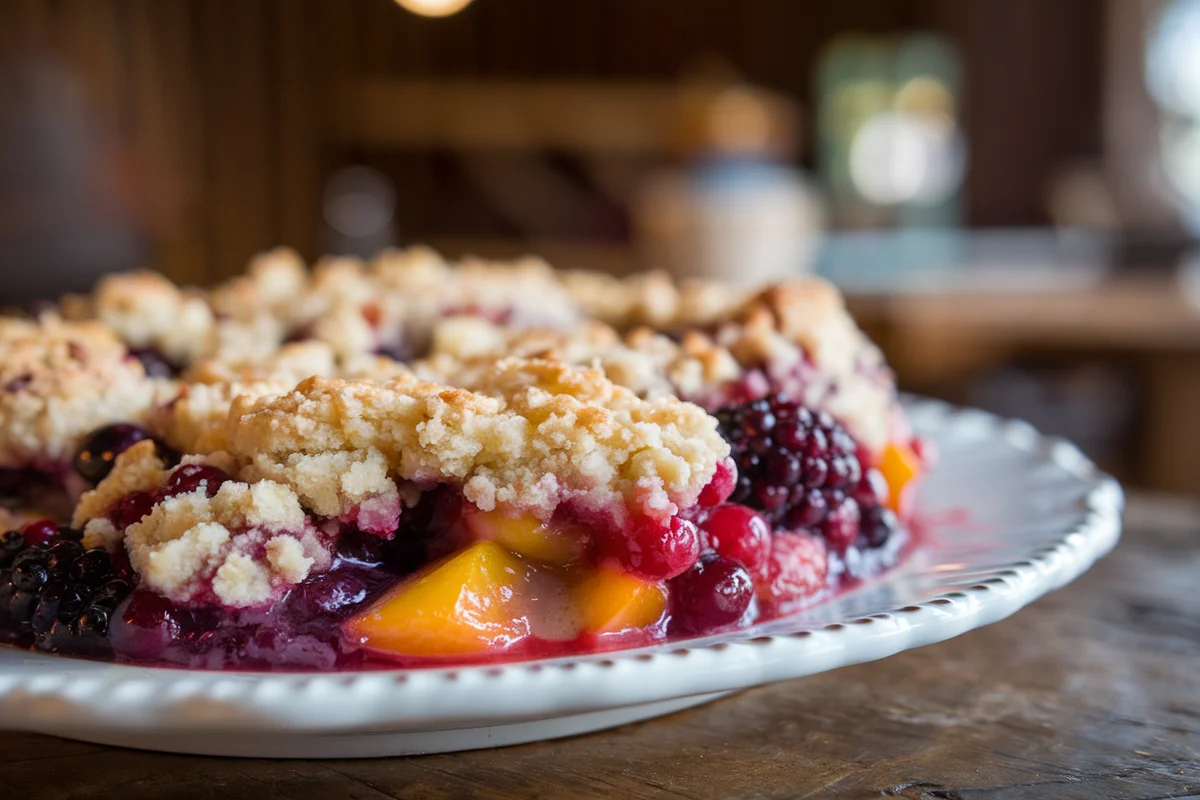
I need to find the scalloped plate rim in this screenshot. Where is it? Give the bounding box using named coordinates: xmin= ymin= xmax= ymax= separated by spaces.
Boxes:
xmin=0 ymin=397 xmax=1123 ymax=753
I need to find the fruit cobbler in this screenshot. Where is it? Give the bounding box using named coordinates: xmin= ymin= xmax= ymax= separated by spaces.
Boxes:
xmin=0 ymin=248 xmax=928 ymax=669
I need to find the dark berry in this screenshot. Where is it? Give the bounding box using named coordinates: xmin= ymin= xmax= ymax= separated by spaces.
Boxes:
xmin=292 ymin=571 xmax=369 ymax=617
xmin=669 ymin=554 xmax=754 ymax=634
xmin=56 ymin=585 xmax=89 ymax=622
xmin=109 ymin=491 xmax=157 ymax=529
xmin=711 ymin=396 xmax=902 ymax=556
xmin=69 ymin=549 xmax=113 ymax=586
xmin=129 ymin=348 xmax=176 ymax=379
xmin=74 ymin=424 xmax=151 ymax=484
xmin=607 ymin=516 xmax=700 ymax=581
xmin=699 ymin=504 xmax=771 ymax=576
xmin=20 ymin=519 xmax=59 ymax=548
xmin=31 ymin=583 xmax=63 ymax=634
xmin=47 ymin=540 xmax=84 ymax=574
xmin=820 ymin=494 xmax=861 ymax=555
xmin=8 ymin=589 xmax=38 ymax=623
xmin=73 ymin=605 xmax=110 ymax=637
xmin=11 ymin=552 xmax=49 ymax=592
xmin=860 ymin=505 xmax=900 ymax=549
xmin=163 ymin=464 xmax=230 ymax=499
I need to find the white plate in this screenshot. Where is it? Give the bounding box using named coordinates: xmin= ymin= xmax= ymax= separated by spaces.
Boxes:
xmin=0 ymin=398 xmax=1122 ymax=758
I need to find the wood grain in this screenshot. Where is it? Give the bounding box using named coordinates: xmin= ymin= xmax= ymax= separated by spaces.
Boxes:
xmin=0 ymin=494 xmax=1196 ymax=799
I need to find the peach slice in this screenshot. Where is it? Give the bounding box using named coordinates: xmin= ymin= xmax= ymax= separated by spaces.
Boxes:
xmin=462 ymin=506 xmax=586 ymax=566
xmin=574 ymin=566 xmax=668 ymax=635
xmin=344 ymin=541 xmax=534 ymax=657
xmin=880 ymin=441 xmax=923 ymax=518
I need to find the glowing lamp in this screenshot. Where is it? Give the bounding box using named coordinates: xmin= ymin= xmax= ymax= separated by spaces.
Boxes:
xmin=394 ymin=0 xmax=475 ymax=17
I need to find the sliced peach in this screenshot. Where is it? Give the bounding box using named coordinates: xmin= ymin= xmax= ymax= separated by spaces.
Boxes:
xmin=344 ymin=541 xmax=533 ymax=657
xmin=880 ymin=440 xmax=922 ymax=517
xmin=574 ymin=566 xmax=668 ymax=635
xmin=462 ymin=506 xmax=586 ymax=566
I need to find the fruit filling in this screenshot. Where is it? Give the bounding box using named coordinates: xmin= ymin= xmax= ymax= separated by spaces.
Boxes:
xmin=0 ymin=382 xmax=927 ymax=669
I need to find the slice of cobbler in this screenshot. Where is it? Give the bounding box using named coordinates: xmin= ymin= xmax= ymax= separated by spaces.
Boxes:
xmin=0 ymin=359 xmax=756 ymax=667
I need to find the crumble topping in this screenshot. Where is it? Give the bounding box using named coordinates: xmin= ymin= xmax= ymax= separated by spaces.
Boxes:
xmin=0 ymin=318 xmax=170 ymax=468
xmin=74 ymin=440 xmax=329 ymax=608
xmin=71 ymin=271 xmax=216 ymax=367
xmin=225 ymin=358 xmax=729 ymax=523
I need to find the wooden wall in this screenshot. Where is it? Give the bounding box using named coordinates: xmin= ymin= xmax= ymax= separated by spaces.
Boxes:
xmin=1 ymin=0 xmax=1104 ymax=284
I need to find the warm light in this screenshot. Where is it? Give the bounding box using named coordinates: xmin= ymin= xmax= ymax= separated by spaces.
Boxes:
xmin=394 ymin=0 xmax=475 ymax=17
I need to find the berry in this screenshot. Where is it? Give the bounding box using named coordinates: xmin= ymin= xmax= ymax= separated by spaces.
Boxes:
xmin=819 ymin=494 xmax=861 ymax=555
xmin=669 ymin=554 xmax=754 ymax=634
xmin=129 ymin=348 xmax=175 ymax=379
xmin=73 ymin=605 xmax=111 ymax=637
xmin=11 ymin=550 xmax=50 ymax=592
xmin=697 ymin=457 xmax=738 ymax=507
xmin=20 ymin=519 xmax=59 ymax=548
xmin=109 ymin=491 xmax=157 ymax=529
xmin=163 ymin=464 xmax=230 ymax=499
xmin=291 ymin=571 xmax=369 ymax=617
xmin=110 ymin=590 xmax=189 ymax=661
xmin=608 ymin=516 xmax=700 ymax=581
xmin=698 ymin=504 xmax=771 ymax=576
xmin=859 ymin=504 xmax=900 ymax=550
xmin=31 ymin=583 xmax=64 ymax=634
xmin=715 ymin=397 xmax=862 ymax=530
xmin=69 ymin=549 xmax=113 ymax=586
xmin=0 ymin=529 xmax=139 ymax=656
xmin=757 ymin=532 xmax=828 ymax=615
xmin=74 ymin=424 xmax=151 ymax=484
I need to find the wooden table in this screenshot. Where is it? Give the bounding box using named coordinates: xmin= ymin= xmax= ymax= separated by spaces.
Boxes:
xmin=2 ymin=494 xmax=1197 ymax=800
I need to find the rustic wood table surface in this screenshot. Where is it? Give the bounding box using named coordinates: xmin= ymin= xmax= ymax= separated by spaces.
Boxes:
xmin=2 ymin=493 xmax=1196 ymax=800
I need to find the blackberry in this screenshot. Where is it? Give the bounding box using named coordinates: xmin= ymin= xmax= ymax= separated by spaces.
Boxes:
xmin=714 ymin=396 xmax=899 ymax=553
xmin=0 ymin=522 xmax=136 ymax=658
xmin=715 ymin=397 xmax=860 ymax=524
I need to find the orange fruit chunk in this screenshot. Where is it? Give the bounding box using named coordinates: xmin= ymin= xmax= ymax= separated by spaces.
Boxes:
xmin=344 ymin=542 xmax=534 ymax=657
xmin=574 ymin=566 xmax=668 ymax=635
xmin=880 ymin=441 xmax=922 ymax=517
xmin=462 ymin=506 xmax=586 ymax=566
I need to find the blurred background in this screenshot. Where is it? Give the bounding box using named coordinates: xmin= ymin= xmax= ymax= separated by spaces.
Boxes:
xmin=1 ymin=0 xmax=1199 ymax=495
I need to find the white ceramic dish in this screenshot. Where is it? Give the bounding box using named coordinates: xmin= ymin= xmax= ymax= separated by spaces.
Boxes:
xmin=0 ymin=398 xmax=1123 ymax=758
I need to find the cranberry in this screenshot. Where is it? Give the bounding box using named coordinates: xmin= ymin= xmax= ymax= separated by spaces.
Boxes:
xmin=163 ymin=464 xmax=230 ymax=499
xmin=609 ymin=516 xmax=700 ymax=581
xmin=19 ymin=519 xmax=59 ymax=548
xmin=698 ymin=456 xmax=737 ymax=507
xmin=669 ymin=554 xmax=754 ymax=634
xmin=110 ymin=590 xmax=188 ymax=661
xmin=109 ymin=491 xmax=157 ymax=529
xmin=757 ymin=532 xmax=828 ymax=615
xmin=699 ymin=504 xmax=771 ymax=576
xmin=73 ymin=424 xmax=151 ymax=484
